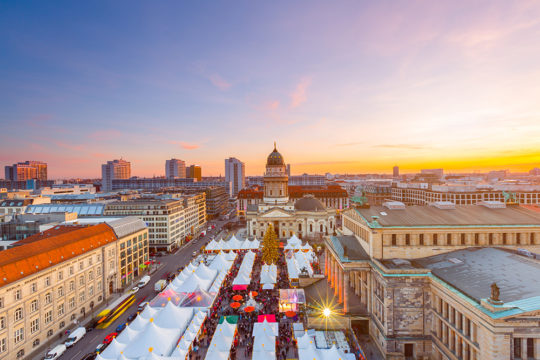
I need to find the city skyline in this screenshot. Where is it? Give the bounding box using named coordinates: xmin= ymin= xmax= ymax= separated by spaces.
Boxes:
xmin=2 ymin=1 xmax=540 ymax=178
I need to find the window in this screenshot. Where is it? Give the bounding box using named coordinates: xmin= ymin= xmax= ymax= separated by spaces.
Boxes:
xmin=79 ymin=261 xmax=84 ymax=271
xmin=47 ymin=329 xmax=53 ymax=337
xmin=514 ymin=338 xmax=522 ymax=358
xmin=30 ymin=318 xmax=39 ymax=334
xmin=14 ymin=307 xmax=23 ymax=321
xmin=475 ymin=233 xmax=479 ymax=245
xmin=45 ymin=292 xmax=52 ymax=304
xmin=391 ymin=234 xmax=397 ymax=246
xmin=69 ymin=281 xmax=75 ymax=292
xmin=0 ymin=338 xmax=5 ymax=353
xmin=57 ymin=303 xmax=64 ymax=316
xmin=97 ymin=267 xmax=101 ymax=276
xmin=516 ymin=233 xmax=521 ymax=245
xmin=30 ymin=299 xmax=39 ymax=312
xmin=489 ymin=233 xmax=493 ymax=245
xmin=88 ymin=256 xmax=93 ymax=266
xmin=58 ymin=286 xmax=64 ymax=297
xmin=16 ymin=349 xmax=24 ymax=358
xmin=31 ymin=282 xmax=37 ymax=293
xmin=0 ymin=317 xmax=5 ymax=330
xmin=33 ymin=338 xmax=40 ymax=347
xmin=502 ymin=233 xmax=507 ymax=245
xmin=79 ymin=276 xmax=85 ymax=286
xmin=14 ymin=328 xmax=24 ymax=344
xmin=59 ymin=321 xmax=65 ymax=329
xmin=57 ymin=271 xmax=63 ymax=281
xmin=419 ymin=234 xmax=424 ymax=245
xmin=45 ymin=310 xmax=52 ymax=324
xmin=69 ymin=297 xmax=75 ymax=309
xmin=461 ymin=233 xmax=466 ymax=245
xmin=0 ymin=297 xmax=3 ymax=309
xmin=433 ymin=234 xmax=438 ymax=245
xmin=447 ymin=233 xmax=452 ymax=245
xmin=69 ymin=266 xmax=74 ymax=275
xmin=45 ymin=276 xmax=50 ymax=287
xmin=405 ymin=234 xmax=410 ymax=246
xmin=14 ymin=289 xmax=21 ymax=301
xmin=97 ymin=281 xmax=102 ymax=291
xmin=79 ymin=291 xmax=85 ymax=303
xmin=89 ymin=286 xmax=94 ymax=296
xmin=89 ymin=271 xmax=93 ymax=280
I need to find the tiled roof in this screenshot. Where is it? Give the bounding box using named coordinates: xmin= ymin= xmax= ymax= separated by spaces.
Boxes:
xmin=0 ymin=224 xmax=117 ymax=286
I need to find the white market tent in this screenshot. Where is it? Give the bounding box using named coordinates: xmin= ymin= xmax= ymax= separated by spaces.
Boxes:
xmin=99 ymin=338 xmax=127 ymax=359
xmin=205 ymin=321 xmax=237 ymax=360
xmin=122 ymin=321 xmax=181 ymax=358
xmin=288 ymin=234 xmax=302 ymax=246
xmin=205 ymin=239 xmax=218 ymax=251
xmin=253 ymin=318 xmax=279 ymax=337
xmin=154 ymin=302 xmax=193 ymax=331
xmin=260 ymin=264 xmax=277 ymax=285
xmin=209 ymin=253 xmax=233 ymax=272
xmin=252 ymin=332 xmax=276 ymax=360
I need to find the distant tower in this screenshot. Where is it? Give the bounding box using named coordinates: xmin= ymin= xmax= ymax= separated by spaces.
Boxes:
xmin=165 ymin=159 xmax=186 ymax=178
xmin=286 ymin=164 xmax=291 ymax=177
xmin=101 ymin=159 xmax=131 ymax=192
xmin=263 ymin=143 xmax=289 ymax=204
xmin=186 ymin=165 xmax=202 ymax=181
xmin=393 ymin=166 xmax=399 ymax=178
xmin=225 ymin=157 xmax=245 ymax=196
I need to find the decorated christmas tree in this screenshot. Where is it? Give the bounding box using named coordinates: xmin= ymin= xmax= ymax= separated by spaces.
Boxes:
xmin=261 ymin=224 xmax=279 ymax=264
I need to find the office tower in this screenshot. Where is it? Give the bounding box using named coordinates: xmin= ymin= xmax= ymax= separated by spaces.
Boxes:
xmin=186 ymin=165 xmax=202 ymax=181
xmin=165 ymin=158 xmax=186 ymax=178
xmin=101 ymin=159 xmax=131 ymax=192
xmin=4 ymin=161 xmax=47 ymax=181
xmin=225 ymin=157 xmax=245 ymax=196
xmin=286 ymin=163 xmax=291 ymax=177
xmin=393 ymin=165 xmax=399 ymax=178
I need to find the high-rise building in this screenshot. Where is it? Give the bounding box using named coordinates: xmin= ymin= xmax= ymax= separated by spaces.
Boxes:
xmin=225 ymin=157 xmax=245 ymax=196
xmin=393 ymin=165 xmax=399 ymax=178
xmin=165 ymin=158 xmax=186 ymax=178
xmin=4 ymin=161 xmax=47 ymax=181
xmin=286 ymin=163 xmax=291 ymax=177
xmin=186 ymin=165 xmax=202 ymax=181
xmin=101 ymin=159 xmax=131 ymax=192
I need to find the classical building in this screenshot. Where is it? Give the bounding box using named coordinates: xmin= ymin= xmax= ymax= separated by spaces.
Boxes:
xmin=0 ymin=218 xmax=148 ymax=359
xmin=323 ymin=201 xmax=540 ymax=359
xmin=246 ymin=144 xmax=336 ymax=239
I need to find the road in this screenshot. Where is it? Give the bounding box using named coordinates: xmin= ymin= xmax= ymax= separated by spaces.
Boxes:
xmin=40 ymin=219 xmax=232 ymax=360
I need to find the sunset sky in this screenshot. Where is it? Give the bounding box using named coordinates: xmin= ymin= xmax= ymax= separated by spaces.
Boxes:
xmin=1 ymin=1 xmax=540 ymax=178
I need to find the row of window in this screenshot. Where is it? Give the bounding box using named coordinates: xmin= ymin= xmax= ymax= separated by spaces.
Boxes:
xmin=388 ymin=232 xmax=538 ymax=247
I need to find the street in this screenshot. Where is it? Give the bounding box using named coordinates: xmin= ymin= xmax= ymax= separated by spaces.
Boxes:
xmin=37 ymin=219 xmax=231 ymax=360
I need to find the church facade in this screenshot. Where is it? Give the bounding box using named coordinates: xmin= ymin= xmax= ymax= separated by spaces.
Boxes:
xmin=246 ymin=144 xmax=336 ymax=239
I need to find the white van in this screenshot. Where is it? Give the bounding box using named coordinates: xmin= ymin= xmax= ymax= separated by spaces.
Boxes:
xmin=45 ymin=344 xmax=67 ymax=359
xmin=64 ymin=327 xmax=86 ymax=347
xmin=137 ymin=275 xmax=151 ymax=288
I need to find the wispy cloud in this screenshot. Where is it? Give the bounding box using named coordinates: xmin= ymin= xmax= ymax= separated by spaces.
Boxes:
xmin=207 ymin=73 xmax=231 ymax=90
xmin=54 ymin=141 xmax=85 ymax=152
xmin=290 ymin=77 xmax=311 ymax=108
xmin=335 ymin=142 xmax=363 ymax=147
xmin=373 ymin=144 xmax=430 ymax=150
xmin=88 ymin=129 xmax=123 ymax=141
xmin=168 ymin=140 xmax=200 ymax=150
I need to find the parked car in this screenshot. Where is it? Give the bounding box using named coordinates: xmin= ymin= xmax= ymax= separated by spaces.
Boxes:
xmin=127 ymin=313 xmax=137 ymax=322
xmin=103 ymin=332 xmax=118 ymax=344
xmin=130 ymin=286 xmax=139 ymax=293
xmin=80 ymin=353 xmax=97 ymax=360
xmin=137 ymin=275 xmax=151 ymax=288
xmin=116 ymin=323 xmax=127 ymax=333
xmin=45 ymin=344 xmax=67 ymax=359
xmin=65 ymin=327 xmax=86 ymax=347
xmin=95 ymin=343 xmax=108 ymax=353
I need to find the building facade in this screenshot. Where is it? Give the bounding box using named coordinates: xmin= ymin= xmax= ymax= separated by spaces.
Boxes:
xmin=101 ymin=159 xmax=131 ymax=192
xmin=165 ymin=159 xmax=186 ymax=179
xmin=4 ymin=161 xmax=47 ymax=182
xmin=246 ymin=145 xmax=336 ymax=240
xmin=323 ymin=201 xmax=540 ymax=359
xmin=186 ymin=165 xmax=202 ymax=181
xmin=225 ymin=157 xmax=245 ymax=196
xmin=104 ymin=199 xmax=185 ymax=252
xmin=0 ymin=219 xmax=148 ymax=360
xmin=204 ymin=187 xmax=229 ymax=219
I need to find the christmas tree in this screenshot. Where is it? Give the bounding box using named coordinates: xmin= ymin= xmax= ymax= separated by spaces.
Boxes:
xmin=261 ymin=224 xmax=279 ymax=264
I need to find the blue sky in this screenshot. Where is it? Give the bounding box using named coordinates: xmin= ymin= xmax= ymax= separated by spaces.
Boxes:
xmin=1 ymin=1 xmax=540 ymax=178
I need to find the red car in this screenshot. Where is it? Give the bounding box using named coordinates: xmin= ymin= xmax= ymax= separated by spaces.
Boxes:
xmin=103 ymin=332 xmax=118 ymax=344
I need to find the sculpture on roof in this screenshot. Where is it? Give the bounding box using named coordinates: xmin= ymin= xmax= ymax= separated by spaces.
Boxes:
xmin=490 ymin=282 xmax=500 ymax=302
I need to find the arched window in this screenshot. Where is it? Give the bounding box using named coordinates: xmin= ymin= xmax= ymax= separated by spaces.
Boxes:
xmin=298 ymin=224 xmax=302 ymax=231
xmin=309 ymin=224 xmax=313 ymax=232
xmin=320 ymin=224 xmax=323 ymax=232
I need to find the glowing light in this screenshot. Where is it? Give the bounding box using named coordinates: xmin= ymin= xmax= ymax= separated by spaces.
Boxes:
xmin=323 ymin=308 xmax=331 ymax=317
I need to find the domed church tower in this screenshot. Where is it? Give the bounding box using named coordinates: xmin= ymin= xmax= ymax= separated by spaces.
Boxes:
xmin=263 ymin=142 xmax=289 ymax=204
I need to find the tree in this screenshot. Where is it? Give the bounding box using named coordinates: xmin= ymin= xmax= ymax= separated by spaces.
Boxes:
xmin=261 ymin=224 xmax=279 ymax=265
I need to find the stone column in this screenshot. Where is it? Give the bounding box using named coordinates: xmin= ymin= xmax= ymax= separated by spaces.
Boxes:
xmin=343 ymin=271 xmax=349 ymax=313
xmin=324 ymin=249 xmax=328 ymax=276
xmin=338 ymin=267 xmax=343 ymax=302
xmin=521 ymin=338 xmax=527 ymax=360
xmin=334 ymin=262 xmax=339 ymax=296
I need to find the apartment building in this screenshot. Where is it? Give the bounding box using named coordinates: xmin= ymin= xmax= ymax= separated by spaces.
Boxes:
xmin=0 ymin=218 xmax=148 ymax=360
xmin=104 ymin=199 xmax=184 ymax=252
xmin=101 ymin=159 xmax=131 ymax=192
xmin=205 ymin=186 xmax=228 ymax=219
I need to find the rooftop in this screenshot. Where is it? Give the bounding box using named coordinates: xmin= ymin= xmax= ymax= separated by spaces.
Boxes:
xmin=330 ymin=235 xmax=370 ymax=262
xmin=0 ymin=224 xmax=117 ymax=286
xmin=415 ymin=247 xmax=540 ymax=303
xmin=354 ymin=204 xmax=540 ymax=227
xmin=26 ymin=203 xmax=105 ymax=216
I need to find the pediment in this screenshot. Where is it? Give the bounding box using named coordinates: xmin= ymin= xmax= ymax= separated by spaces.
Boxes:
xmin=261 ymin=208 xmax=293 ymax=218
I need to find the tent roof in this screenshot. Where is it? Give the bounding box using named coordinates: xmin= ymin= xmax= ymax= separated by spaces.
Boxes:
xmin=154 ymin=302 xmax=193 ymax=330
xmin=124 ymin=321 xmax=181 ymax=358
